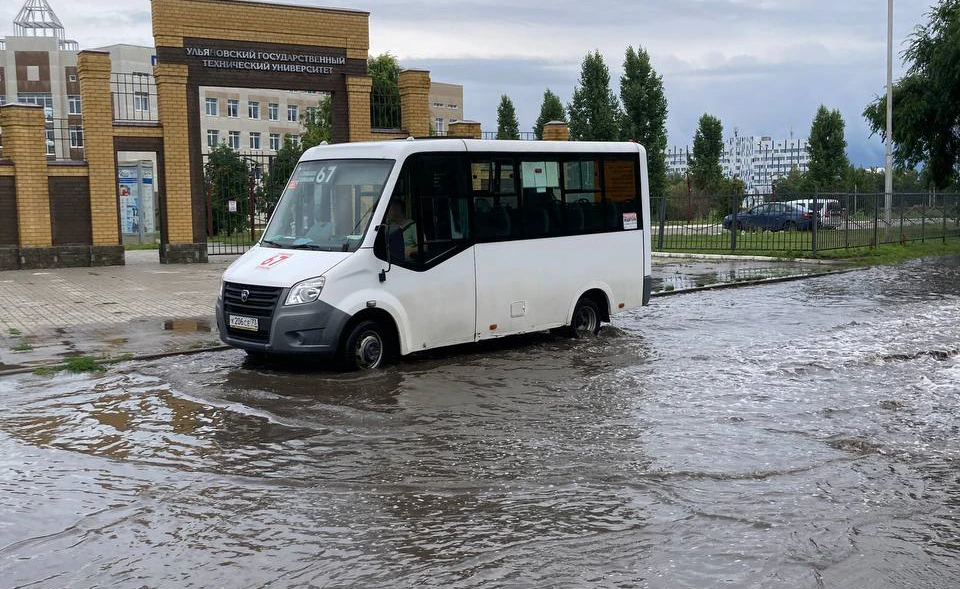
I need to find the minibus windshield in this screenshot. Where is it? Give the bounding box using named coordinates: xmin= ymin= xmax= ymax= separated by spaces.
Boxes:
xmin=261 ymin=159 xmax=394 ymax=252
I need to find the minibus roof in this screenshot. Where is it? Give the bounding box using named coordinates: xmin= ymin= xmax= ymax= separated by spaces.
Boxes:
xmin=300 ymin=138 xmax=645 ymax=162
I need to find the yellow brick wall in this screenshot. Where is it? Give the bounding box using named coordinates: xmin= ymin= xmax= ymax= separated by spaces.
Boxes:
xmin=448 ymin=121 xmax=482 ymax=139
xmin=398 ymin=70 xmax=431 ymax=138
xmin=154 ymin=62 xmax=194 ymax=244
xmin=113 ymin=125 xmax=165 ymax=138
xmin=78 ymin=51 xmax=121 ymax=246
xmin=345 ymin=75 xmax=373 ymax=142
xmin=47 ymin=165 xmax=90 ymax=177
xmin=0 ymin=105 xmax=52 ymax=247
xmin=152 ymin=0 xmax=369 ymax=59
xmin=543 ymin=122 xmax=570 ymax=141
xmin=0 ymin=166 xmax=16 ymax=176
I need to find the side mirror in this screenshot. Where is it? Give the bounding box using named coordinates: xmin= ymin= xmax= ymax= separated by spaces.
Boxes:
xmin=373 ymin=224 xmax=389 ymax=261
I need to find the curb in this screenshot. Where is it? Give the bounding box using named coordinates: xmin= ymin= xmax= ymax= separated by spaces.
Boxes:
xmin=0 ymin=344 xmax=231 ymax=378
xmin=651 ymin=267 xmax=860 ymax=298
xmin=652 ymin=251 xmax=845 ymax=264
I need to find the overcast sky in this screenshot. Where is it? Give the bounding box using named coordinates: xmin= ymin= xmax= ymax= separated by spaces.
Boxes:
xmin=1 ymin=0 xmax=936 ymax=165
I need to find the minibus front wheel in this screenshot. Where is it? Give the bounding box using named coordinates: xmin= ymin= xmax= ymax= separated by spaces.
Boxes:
xmin=340 ymin=319 xmax=390 ymax=370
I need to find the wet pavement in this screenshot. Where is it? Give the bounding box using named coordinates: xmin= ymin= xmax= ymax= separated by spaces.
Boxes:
xmin=0 ymin=256 xmax=957 ymax=588
xmin=0 ymin=250 xmax=839 ymax=372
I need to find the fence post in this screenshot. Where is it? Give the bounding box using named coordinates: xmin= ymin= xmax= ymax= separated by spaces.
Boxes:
xmin=943 ymin=191 xmax=947 ymax=243
xmin=873 ymin=193 xmax=880 ymax=248
xmin=811 ymin=190 xmax=818 ymax=257
xmin=899 ymin=193 xmax=904 ymax=244
xmin=657 ymin=194 xmax=666 ymax=250
xmin=729 ymin=192 xmax=738 ymax=251
xmin=248 ymin=169 xmax=255 ymax=244
xmin=921 ymin=193 xmax=926 ymax=243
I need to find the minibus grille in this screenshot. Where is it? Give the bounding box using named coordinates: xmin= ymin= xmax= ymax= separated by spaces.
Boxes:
xmin=223 ymin=282 xmax=282 ymax=342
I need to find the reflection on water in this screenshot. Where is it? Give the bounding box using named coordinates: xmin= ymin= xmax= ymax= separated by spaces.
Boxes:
xmin=1 ymin=257 xmax=959 ymax=588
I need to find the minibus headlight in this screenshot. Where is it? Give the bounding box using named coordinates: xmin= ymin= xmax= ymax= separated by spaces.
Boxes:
xmin=285 ymin=276 xmax=326 ymax=306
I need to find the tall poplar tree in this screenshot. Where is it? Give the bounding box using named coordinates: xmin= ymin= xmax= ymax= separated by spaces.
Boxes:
xmin=689 ymin=113 xmax=724 ymax=192
xmin=567 ymin=50 xmax=621 ymax=141
xmin=619 ymin=45 xmax=669 ymax=198
xmin=807 ymin=106 xmax=849 ymax=191
xmin=534 ymin=89 xmax=566 ymax=139
xmin=496 ymin=95 xmax=520 ymax=140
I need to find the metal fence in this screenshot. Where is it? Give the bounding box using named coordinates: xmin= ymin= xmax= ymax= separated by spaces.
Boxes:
xmin=204 ymin=151 xmax=277 ymax=255
xmin=651 ymin=192 xmax=960 ymax=255
xmin=111 ymin=73 xmax=159 ymax=123
xmin=480 ymin=131 xmax=537 ymax=141
xmin=371 ymin=84 xmax=401 ymax=131
xmin=47 ymin=118 xmax=85 ymax=161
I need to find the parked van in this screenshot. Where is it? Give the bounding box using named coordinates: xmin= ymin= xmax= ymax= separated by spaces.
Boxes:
xmin=785 ymin=199 xmax=845 ymax=228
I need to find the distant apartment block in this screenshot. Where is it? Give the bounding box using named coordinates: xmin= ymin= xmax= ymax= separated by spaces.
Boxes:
xmin=667 ymin=135 xmax=811 ymax=195
xmin=428 ymin=82 xmax=463 ymax=135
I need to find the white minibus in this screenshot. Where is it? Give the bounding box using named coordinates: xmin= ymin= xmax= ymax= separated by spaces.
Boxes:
xmin=216 ymin=139 xmax=652 ymax=369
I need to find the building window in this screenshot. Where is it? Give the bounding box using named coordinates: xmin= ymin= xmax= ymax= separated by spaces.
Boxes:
xmin=433 ymin=102 xmax=444 ymax=108
xmin=27 ymin=66 xmax=40 ymax=82
xmin=205 ymin=97 xmax=218 ymax=116
xmin=268 ymin=102 xmax=279 ymax=121
xmin=0 ymin=96 xmax=5 ymax=106
xmin=249 ymin=132 xmax=261 ymax=150
xmin=68 ymin=74 xmax=77 ymax=83
xmin=207 ymin=129 xmax=219 ymax=147
xmin=45 ymin=128 xmax=55 ymax=155
xmin=287 ymin=133 xmax=300 ymax=147
xmin=435 ymin=117 xmax=444 ymax=133
xmin=227 ymin=99 xmax=239 ymax=118
xmin=447 ymin=104 xmax=458 ymax=109
xmin=134 ymin=92 xmax=149 ymax=112
xmin=69 ymin=127 xmax=84 ymax=149
xmin=248 ymin=101 xmax=260 ymax=119
xmin=287 ymin=104 xmax=299 ymax=122
xmin=269 ymin=133 xmax=280 ymax=151
xmin=68 ymin=95 xmax=81 ymax=115
xmin=17 ymin=93 xmax=54 ymax=120
xmin=228 ymin=131 xmax=240 ymax=149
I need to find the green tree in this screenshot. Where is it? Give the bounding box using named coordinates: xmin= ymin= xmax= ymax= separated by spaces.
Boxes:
xmin=204 ymin=143 xmax=251 ymax=235
xmin=301 ymin=95 xmax=332 ymax=149
xmin=259 ymin=138 xmax=302 ymax=217
xmin=689 ymin=113 xmax=724 ymax=193
xmin=864 ymin=0 xmax=960 ymax=189
xmin=369 ymin=52 xmax=401 ymax=129
xmin=496 ymin=94 xmax=520 ymax=140
xmin=567 ymin=50 xmax=621 ymax=141
xmin=619 ymin=45 xmax=669 ymax=198
xmin=807 ymin=105 xmax=849 ymax=190
xmin=534 ymin=88 xmax=566 ymax=139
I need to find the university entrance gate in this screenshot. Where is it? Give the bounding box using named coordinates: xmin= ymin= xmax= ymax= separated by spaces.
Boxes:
xmin=150 ymin=0 xmax=379 ymax=262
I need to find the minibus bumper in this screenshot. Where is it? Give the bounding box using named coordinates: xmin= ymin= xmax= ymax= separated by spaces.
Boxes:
xmin=216 ymin=297 xmax=351 ymax=356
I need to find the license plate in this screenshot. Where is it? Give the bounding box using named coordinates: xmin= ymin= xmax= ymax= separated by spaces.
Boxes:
xmin=229 ymin=314 xmax=259 ymax=331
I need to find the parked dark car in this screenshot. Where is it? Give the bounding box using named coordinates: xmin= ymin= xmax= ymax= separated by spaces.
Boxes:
xmin=723 ymin=202 xmax=815 ymax=231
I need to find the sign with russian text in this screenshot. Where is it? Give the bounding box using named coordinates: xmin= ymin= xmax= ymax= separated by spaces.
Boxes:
xmin=184 ymin=46 xmax=345 ymax=75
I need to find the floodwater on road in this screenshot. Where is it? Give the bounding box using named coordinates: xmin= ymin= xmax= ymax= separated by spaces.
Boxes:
xmin=1 ymin=258 xmax=959 ymax=589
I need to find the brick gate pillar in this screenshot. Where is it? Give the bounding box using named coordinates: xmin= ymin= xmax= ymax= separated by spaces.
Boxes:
xmin=398 ymin=70 xmax=431 ymax=138
xmin=78 ymin=51 xmax=124 ymax=265
xmin=0 ymin=104 xmax=53 ymax=266
xmin=345 ymin=75 xmax=373 ymax=142
xmin=542 ymin=121 xmax=570 ymax=141
xmin=448 ymin=120 xmax=482 ymax=139
xmin=155 ymin=62 xmax=205 ymax=263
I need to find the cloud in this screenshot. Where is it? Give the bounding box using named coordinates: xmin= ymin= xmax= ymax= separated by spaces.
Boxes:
xmin=0 ymin=0 xmax=934 ymax=166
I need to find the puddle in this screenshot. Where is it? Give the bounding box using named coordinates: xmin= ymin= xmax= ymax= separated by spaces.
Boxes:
xmin=163 ymin=318 xmax=212 ymax=333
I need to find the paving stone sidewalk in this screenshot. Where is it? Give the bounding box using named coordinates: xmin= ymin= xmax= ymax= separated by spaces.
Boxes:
xmin=0 ymin=250 xmax=837 ymax=372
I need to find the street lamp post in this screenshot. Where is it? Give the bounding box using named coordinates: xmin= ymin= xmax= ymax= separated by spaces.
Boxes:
xmin=884 ymin=0 xmax=894 ymax=237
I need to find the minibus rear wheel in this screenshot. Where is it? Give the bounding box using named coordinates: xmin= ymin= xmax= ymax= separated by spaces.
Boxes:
xmin=569 ymin=296 xmax=602 ymax=337
xmin=340 ymin=319 xmax=389 ymax=370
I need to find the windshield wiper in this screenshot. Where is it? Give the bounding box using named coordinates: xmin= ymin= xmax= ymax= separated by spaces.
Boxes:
xmin=261 ymin=239 xmax=284 ymax=248
xmin=285 ymin=243 xmax=323 ymax=250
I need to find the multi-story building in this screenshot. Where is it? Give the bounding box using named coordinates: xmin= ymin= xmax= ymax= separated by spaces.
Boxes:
xmin=3 ymin=0 xmax=467 ymax=158
xmin=0 ymin=0 xmax=81 ymax=158
xmin=667 ymin=134 xmax=810 ymax=195
xmin=428 ymin=82 xmax=463 ymax=135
